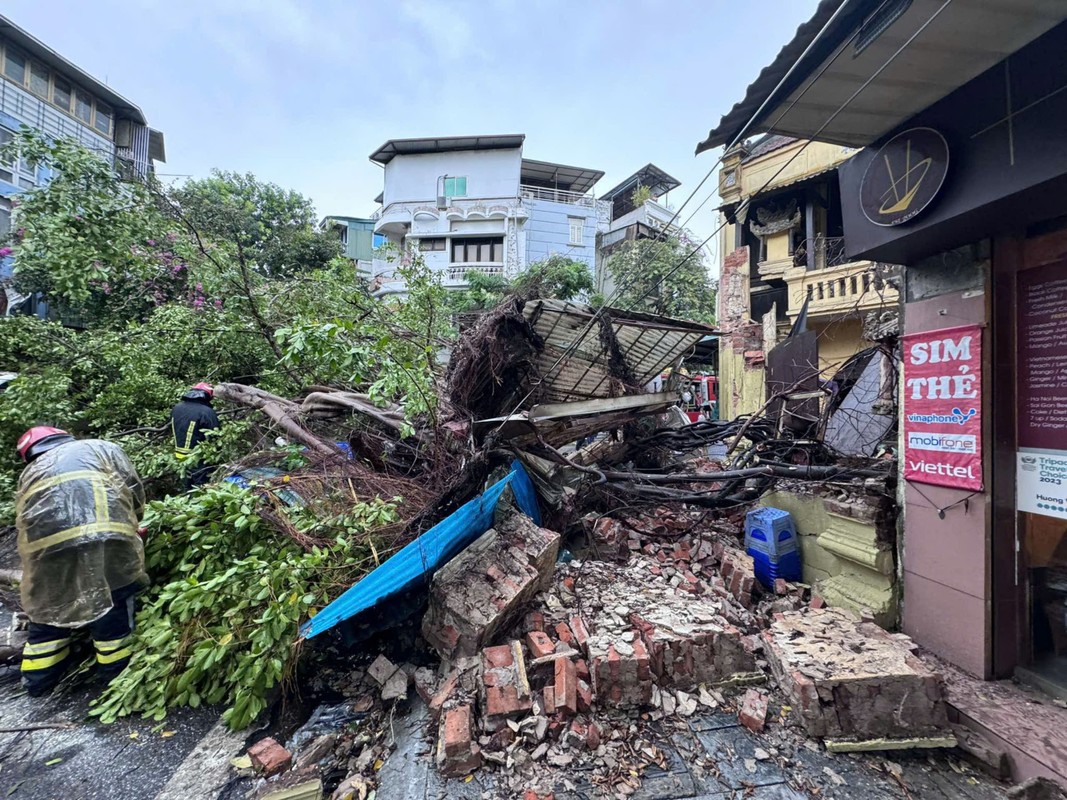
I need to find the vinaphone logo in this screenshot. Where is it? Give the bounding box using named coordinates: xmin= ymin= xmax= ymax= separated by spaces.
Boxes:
xmin=860 ymin=128 xmax=949 ymax=227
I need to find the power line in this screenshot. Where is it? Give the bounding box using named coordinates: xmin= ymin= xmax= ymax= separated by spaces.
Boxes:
xmin=617 ymin=0 xmax=953 ymax=319
xmin=490 ymin=0 xmax=951 ymax=433
xmin=490 ymin=0 xmax=901 ymax=429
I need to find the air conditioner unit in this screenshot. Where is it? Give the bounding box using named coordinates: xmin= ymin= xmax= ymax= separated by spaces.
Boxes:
xmin=114 ymin=119 xmax=133 ymax=148
xmin=437 ymin=195 xmax=447 ymax=209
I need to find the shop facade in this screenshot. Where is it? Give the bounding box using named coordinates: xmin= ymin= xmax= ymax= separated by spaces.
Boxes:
xmin=836 ymin=20 xmax=1067 ymax=690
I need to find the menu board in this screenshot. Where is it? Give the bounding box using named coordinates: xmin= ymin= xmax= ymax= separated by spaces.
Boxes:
xmin=1018 ymin=261 xmax=1067 ymax=520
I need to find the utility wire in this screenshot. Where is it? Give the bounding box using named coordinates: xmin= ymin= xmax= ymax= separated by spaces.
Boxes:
xmin=617 ymin=0 xmax=953 ymax=319
xmin=491 ymin=0 xmax=906 ymax=429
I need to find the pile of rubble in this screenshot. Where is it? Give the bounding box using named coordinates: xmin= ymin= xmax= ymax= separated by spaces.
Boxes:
xmin=347 ymin=507 xmax=948 ymax=795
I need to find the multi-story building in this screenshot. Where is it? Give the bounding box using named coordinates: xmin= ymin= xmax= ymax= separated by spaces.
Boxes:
xmin=319 ymin=215 xmax=384 ymax=278
xmin=595 ymin=163 xmax=682 ymax=297
xmin=0 ymin=14 xmax=165 ymax=310
xmin=715 ymin=135 xmax=900 ymax=419
xmin=369 ymin=135 xmax=609 ymax=295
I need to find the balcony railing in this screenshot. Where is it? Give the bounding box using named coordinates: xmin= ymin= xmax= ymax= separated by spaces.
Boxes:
xmin=446 ymin=264 xmax=505 ymax=282
xmin=787 ymin=261 xmax=900 ymax=320
xmin=793 ymin=235 xmax=851 ymax=270
xmin=519 ymin=185 xmax=595 ymax=207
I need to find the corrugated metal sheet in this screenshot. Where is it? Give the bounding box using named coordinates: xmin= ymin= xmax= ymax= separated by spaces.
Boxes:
xmin=522 ymin=300 xmax=715 ymax=403
xmin=300 ymin=462 xmax=540 ymax=639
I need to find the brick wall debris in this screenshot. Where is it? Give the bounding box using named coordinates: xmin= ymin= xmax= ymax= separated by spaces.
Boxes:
xmin=763 ymin=607 xmax=948 ymax=740
xmin=423 ymin=515 xmax=560 ymax=660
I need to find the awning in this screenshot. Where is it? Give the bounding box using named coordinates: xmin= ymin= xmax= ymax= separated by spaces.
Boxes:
xmin=523 ymin=300 xmax=716 ymax=403
xmin=696 ymin=0 xmax=1067 ymax=151
xmin=520 ymin=159 xmax=604 ymax=194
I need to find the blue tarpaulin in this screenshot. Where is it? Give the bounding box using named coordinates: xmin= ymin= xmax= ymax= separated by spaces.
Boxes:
xmin=299 ymin=462 xmax=540 ymax=639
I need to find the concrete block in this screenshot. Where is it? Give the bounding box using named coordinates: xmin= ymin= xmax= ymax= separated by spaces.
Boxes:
xmin=763 ymin=607 xmax=949 ymax=740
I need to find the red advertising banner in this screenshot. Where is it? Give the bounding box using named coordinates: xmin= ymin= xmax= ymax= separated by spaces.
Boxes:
xmin=902 ymin=324 xmax=983 ymax=490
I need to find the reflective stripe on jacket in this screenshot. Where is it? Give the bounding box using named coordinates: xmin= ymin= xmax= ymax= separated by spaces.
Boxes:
xmin=170 ymin=399 xmax=220 ymax=459
xmin=15 ymin=439 xmax=147 ymax=627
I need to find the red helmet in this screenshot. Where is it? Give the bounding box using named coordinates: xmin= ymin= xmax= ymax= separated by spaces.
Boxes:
xmin=16 ymin=426 xmax=69 ymax=461
xmin=192 ymin=382 xmax=214 ymax=397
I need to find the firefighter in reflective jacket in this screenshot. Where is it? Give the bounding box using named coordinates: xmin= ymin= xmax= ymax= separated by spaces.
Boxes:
xmin=14 ymin=427 xmax=148 ymax=696
xmin=170 ymin=382 xmax=220 ymax=488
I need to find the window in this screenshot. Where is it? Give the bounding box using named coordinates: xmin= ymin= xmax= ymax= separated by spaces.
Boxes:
xmin=372 ymin=233 xmax=386 ymax=249
xmin=51 ymin=78 xmax=72 ymax=112
xmin=451 ymin=237 xmax=503 ymax=263
xmin=75 ymin=90 xmax=93 ymax=124
xmin=28 ymin=62 xmax=49 ymax=97
xmin=0 ymin=127 xmax=35 ymax=187
xmin=569 ymin=217 xmax=583 ymax=246
xmin=3 ymin=48 xmax=25 ymax=84
xmin=418 ymin=237 xmax=446 ymax=252
xmin=443 ymin=176 xmax=467 ymax=198
xmin=94 ymin=103 xmax=113 ymax=136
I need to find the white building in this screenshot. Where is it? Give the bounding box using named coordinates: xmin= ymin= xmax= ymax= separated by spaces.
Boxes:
xmin=369 ymin=134 xmax=610 ymax=295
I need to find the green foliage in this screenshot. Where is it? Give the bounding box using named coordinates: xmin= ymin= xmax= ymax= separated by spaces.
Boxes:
xmin=605 ymin=234 xmax=717 ymax=323
xmin=170 ymin=171 xmax=340 ymax=279
xmin=511 ymin=254 xmax=593 ymax=301
xmin=0 ymin=130 xmax=173 ymax=314
xmin=91 ymin=483 xmax=399 ymax=729
xmin=276 ymin=250 xmax=452 ymax=419
xmin=630 ymin=185 xmax=653 ymax=207
xmin=0 ymin=139 xmax=450 ymax=732
xmin=449 ymin=255 xmax=593 ymax=313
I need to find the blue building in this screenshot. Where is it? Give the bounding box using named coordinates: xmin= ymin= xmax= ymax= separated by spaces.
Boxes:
xmin=0 ymin=14 xmax=165 ymax=313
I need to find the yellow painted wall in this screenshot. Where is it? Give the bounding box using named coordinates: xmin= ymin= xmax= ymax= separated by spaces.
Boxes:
xmin=719 ymin=345 xmax=765 ymax=420
xmin=739 ymin=140 xmax=856 ymax=199
xmin=813 ymin=317 xmax=866 ymax=375
xmin=759 ymin=490 xmax=898 ymax=628
xmin=765 ymin=231 xmax=790 ymax=262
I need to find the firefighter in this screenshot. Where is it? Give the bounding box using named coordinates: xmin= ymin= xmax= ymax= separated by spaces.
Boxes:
xmin=170 ymin=382 xmax=220 ymax=488
xmin=14 ymin=427 xmax=148 ymax=696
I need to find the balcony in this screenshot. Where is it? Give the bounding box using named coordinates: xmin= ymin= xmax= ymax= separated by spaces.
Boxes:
xmin=519 ymin=185 xmax=595 ymax=207
xmin=785 ymin=238 xmax=899 ymax=321
xmin=792 ymin=235 xmax=851 ymax=270
xmin=445 ymin=263 xmax=505 ymax=284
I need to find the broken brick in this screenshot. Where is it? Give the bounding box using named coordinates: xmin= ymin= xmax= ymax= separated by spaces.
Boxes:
xmin=436 ymin=704 xmax=481 ymax=777
xmin=482 ymin=642 xmax=532 ymax=724
xmin=738 ymin=689 xmax=769 ymax=733
xmin=774 ymin=578 xmax=789 ymax=596
xmin=428 ymin=671 xmax=461 ymax=720
xmin=763 ymin=607 xmax=949 ymax=740
xmin=555 ymin=622 xmax=575 ymax=647
xmin=542 ymin=685 xmax=557 ymax=715
xmin=587 ymin=722 xmax=601 ymax=751
xmin=248 ymin=737 xmax=292 ymax=777
xmin=526 ymin=630 xmax=555 ymax=660
xmin=554 ymin=657 xmax=578 ymax=716
xmin=575 ymin=659 xmax=590 ymax=682
xmin=576 ymin=679 xmax=593 ymax=713
xmin=525 ymin=611 xmax=545 ymax=633
xmin=569 ymin=615 xmax=590 ymax=653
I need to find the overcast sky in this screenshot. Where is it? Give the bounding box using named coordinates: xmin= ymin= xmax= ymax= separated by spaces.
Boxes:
xmin=5 ymin=0 xmax=818 ymax=267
